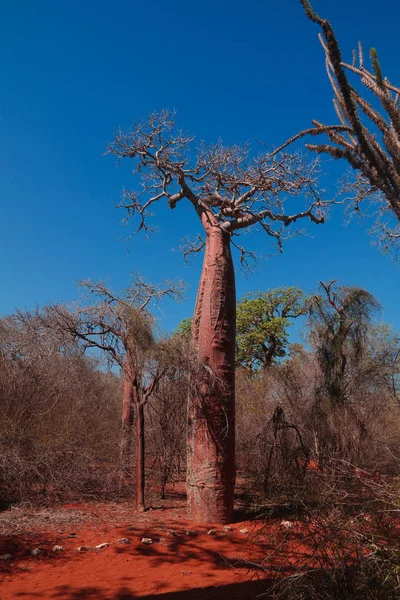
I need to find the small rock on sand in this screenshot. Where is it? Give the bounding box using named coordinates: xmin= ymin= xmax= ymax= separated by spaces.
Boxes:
xmin=95 ymin=543 xmax=110 ymax=550
xmin=207 ymin=529 xmax=217 ymax=536
xmin=31 ymin=548 xmax=41 ymax=556
xmin=116 ymin=538 xmax=130 ymax=544
xmin=281 ymin=520 xmax=294 ymax=529
xmin=239 ymin=528 xmax=249 ymax=534
xmin=52 ymin=545 xmax=64 ymax=552
xmin=0 ymin=554 xmax=12 ymax=561
xmin=141 ymin=538 xmax=152 ymax=545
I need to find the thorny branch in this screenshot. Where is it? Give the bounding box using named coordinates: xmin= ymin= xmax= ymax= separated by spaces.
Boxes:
xmin=294 ymin=0 xmax=400 ymax=255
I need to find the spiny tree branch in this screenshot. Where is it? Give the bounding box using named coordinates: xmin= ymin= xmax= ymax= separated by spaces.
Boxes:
xmin=296 ymin=0 xmax=400 ymax=254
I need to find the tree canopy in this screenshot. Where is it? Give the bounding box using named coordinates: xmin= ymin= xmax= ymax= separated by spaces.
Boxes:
xmin=236 ymin=288 xmax=308 ymax=370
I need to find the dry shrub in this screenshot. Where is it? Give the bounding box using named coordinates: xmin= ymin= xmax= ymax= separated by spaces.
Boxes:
xmin=236 ymin=330 xmax=400 ymax=597
xmin=0 ymin=311 xmax=193 ymax=508
xmin=146 ymin=373 xmax=187 ymax=498
xmin=262 ymin=470 xmax=400 ymax=599
xmin=0 ymin=314 xmax=124 ymax=506
xmin=236 ymin=342 xmax=400 ymax=508
xmin=146 ymin=335 xmax=213 ymax=500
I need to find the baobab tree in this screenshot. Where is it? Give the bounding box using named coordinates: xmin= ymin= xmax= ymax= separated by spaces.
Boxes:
xmin=285 ymin=0 xmax=400 ymax=254
xmin=108 ymin=110 xmax=324 ymax=523
xmin=47 ymin=275 xmax=183 ymax=511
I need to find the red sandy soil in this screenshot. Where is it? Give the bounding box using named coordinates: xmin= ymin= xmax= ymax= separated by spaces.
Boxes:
xmin=0 ymin=485 xmax=384 ymax=600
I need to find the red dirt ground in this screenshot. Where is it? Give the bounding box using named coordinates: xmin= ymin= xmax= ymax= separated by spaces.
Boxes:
xmin=0 ymin=486 xmax=373 ymax=600
xmin=0 ymin=508 xmax=277 ymax=599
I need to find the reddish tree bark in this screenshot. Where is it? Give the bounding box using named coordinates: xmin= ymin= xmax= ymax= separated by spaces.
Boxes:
xmin=121 ymin=367 xmax=134 ymax=477
xmin=121 ymin=354 xmax=145 ymax=511
xmin=135 ymin=399 xmax=145 ymax=511
xmin=188 ymin=224 xmax=236 ymax=524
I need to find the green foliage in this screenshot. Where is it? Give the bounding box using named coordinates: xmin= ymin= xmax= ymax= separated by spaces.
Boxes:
xmin=236 ymin=288 xmax=308 ymax=370
xmin=174 ymin=317 xmax=192 ymax=338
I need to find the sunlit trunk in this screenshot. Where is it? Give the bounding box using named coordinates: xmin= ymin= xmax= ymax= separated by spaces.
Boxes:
xmin=187 ymin=226 xmax=236 ymax=524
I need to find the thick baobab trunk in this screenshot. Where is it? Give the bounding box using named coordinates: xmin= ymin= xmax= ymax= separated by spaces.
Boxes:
xmin=188 ymin=225 xmax=236 ymax=524
xmin=121 ymin=355 xmax=145 ymax=511
xmin=121 ymin=366 xmax=134 ymax=478
xmin=135 ymin=400 xmax=145 ymax=511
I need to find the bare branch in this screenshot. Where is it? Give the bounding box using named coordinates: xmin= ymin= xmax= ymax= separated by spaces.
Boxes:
xmin=108 ymin=110 xmax=326 ymax=253
xmin=176 ymin=235 xmax=205 ymax=263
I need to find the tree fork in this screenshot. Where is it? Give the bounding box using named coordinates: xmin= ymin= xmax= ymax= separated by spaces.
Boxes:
xmin=188 ymin=226 xmax=236 ymax=524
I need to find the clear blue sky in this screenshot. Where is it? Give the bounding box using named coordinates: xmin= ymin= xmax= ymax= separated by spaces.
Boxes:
xmin=1 ymin=0 xmax=399 ymax=337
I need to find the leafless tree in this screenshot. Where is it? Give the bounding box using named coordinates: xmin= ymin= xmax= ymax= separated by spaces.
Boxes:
xmin=309 ymin=281 xmax=380 ymax=408
xmin=284 ymin=0 xmax=400 ymax=254
xmin=108 ymin=110 xmax=324 ymax=523
xmin=45 ymin=274 xmax=183 ymax=511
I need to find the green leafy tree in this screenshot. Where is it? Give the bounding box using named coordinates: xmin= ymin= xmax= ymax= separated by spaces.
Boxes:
xmin=174 ymin=317 xmax=192 ymax=339
xmin=177 ymin=288 xmax=307 ymax=372
xmin=236 ymin=288 xmax=308 ymax=370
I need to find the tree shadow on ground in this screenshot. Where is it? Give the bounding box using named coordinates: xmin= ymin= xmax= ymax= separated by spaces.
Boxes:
xmin=15 ymin=579 xmax=274 ymax=599
xmin=0 ymin=531 xmax=71 ymax=575
xmin=1 ymin=494 xmax=317 ymax=600
xmin=7 ymin=519 xmax=308 ymax=600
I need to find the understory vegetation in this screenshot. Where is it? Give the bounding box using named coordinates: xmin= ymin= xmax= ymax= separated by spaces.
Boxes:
xmin=3 ymin=1 xmax=400 ymax=592
xmin=1 ymin=281 xmax=400 ymax=596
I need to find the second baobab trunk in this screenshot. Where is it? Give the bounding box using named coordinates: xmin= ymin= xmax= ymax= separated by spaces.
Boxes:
xmin=121 ymin=364 xmax=134 ymax=480
xmin=188 ymin=226 xmax=236 ymax=524
xmin=121 ymin=356 xmax=145 ymax=511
